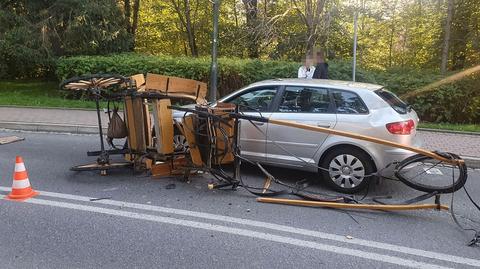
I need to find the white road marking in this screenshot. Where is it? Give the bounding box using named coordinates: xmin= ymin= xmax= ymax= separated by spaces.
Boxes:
xmin=0 ymin=194 xmax=452 ymax=269
xmin=0 ymin=186 xmax=476 ymax=267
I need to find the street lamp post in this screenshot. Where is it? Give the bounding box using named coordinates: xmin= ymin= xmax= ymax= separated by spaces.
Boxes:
xmin=209 ymin=0 xmax=220 ymax=102
xmin=352 ymin=11 xmax=358 ymax=82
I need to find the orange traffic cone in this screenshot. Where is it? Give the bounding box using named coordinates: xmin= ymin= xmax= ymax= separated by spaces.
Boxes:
xmin=6 ymin=156 xmax=39 ymax=201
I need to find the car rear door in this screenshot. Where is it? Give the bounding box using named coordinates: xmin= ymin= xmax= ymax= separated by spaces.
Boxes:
xmin=265 ymin=85 xmax=337 ymax=168
xmin=223 ymin=86 xmax=279 ymax=163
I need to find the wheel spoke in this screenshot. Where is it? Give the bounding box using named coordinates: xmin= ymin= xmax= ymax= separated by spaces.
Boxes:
xmin=350 ymin=176 xmax=363 ymax=186
xmin=351 ymin=161 xmax=364 ymax=170
xmin=346 ymin=155 xmax=356 ymax=166
xmin=329 ymin=161 xmax=342 ymax=170
xmin=335 ymin=156 xmax=347 ymax=166
xmin=343 ymin=177 xmax=352 ymax=188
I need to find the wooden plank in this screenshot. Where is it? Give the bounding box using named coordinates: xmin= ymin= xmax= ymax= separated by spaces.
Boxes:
xmin=151 ymin=162 xmax=172 ymax=177
xmin=124 ymin=96 xmax=146 ymax=153
xmin=145 ymin=73 xmax=168 ymax=92
xmin=0 ymin=136 xmax=24 ymax=145
xmin=257 ymin=197 xmax=449 ymax=211
xmin=130 ymin=74 xmax=146 ymax=91
xmin=143 ymin=103 xmax=153 ymax=147
xmin=269 ymin=119 xmax=463 ymax=165
xmin=152 ymin=99 xmax=174 ymax=154
xmin=182 ymin=115 xmax=203 ymax=166
xmin=144 ymin=73 xmax=207 ymax=103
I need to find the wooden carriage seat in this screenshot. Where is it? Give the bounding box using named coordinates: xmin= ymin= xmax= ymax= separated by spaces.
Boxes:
xmin=145 ymin=73 xmax=207 ymax=104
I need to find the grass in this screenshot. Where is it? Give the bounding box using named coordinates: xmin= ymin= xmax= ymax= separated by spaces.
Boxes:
xmin=418 ymin=122 xmax=480 ymax=133
xmin=0 ymin=80 xmax=101 ymax=109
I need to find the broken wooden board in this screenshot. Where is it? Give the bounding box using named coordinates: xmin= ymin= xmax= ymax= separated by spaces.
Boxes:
xmin=130 ymin=73 xmax=146 ymax=91
xmin=181 ymin=115 xmax=203 ymax=166
xmin=145 ymin=73 xmax=207 ymax=104
xmin=151 ymin=162 xmax=172 ymax=177
xmin=0 ymin=136 xmax=25 ymax=145
xmin=124 ymin=96 xmax=147 ymax=153
xmin=143 ymin=103 xmax=153 ymax=147
xmin=152 ymin=99 xmax=174 ymax=155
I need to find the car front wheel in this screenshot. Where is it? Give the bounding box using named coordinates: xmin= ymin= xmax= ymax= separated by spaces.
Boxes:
xmin=320 ymin=147 xmax=375 ymax=193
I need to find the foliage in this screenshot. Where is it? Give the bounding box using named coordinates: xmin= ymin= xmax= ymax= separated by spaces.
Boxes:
xmin=0 ymin=0 xmax=132 ymax=79
xmin=0 ymin=9 xmax=54 ymax=79
xmin=372 ymin=69 xmax=480 ymax=124
xmin=55 ymin=53 xmax=478 ymax=124
xmin=418 ymin=122 xmax=480 ymax=133
xmin=55 ymin=53 xmax=375 ymax=96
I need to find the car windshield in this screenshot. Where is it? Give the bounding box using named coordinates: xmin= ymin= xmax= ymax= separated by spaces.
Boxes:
xmin=375 ymin=89 xmax=409 ymax=114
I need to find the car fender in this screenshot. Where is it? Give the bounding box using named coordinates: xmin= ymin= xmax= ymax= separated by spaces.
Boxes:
xmin=313 ymin=135 xmax=383 ymax=172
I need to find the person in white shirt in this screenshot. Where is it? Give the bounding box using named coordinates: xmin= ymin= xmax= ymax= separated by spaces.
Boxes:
xmin=298 ymin=55 xmax=315 ymax=79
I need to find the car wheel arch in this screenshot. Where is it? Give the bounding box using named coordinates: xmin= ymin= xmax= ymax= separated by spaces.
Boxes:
xmin=318 ymin=143 xmax=378 ymax=173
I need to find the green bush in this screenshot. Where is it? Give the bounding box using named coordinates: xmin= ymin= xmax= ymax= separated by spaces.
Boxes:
xmin=372 ymin=68 xmax=480 ymax=124
xmin=56 ymin=54 xmax=374 ymax=97
xmin=56 ymin=53 xmax=479 ymax=124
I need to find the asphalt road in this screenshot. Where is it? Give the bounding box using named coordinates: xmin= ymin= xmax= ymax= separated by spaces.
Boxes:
xmin=0 ymin=130 xmax=479 ymax=268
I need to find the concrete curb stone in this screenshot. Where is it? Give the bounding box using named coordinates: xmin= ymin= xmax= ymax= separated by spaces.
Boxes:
xmin=0 ymin=121 xmax=106 ymax=134
xmin=418 ymin=127 xmax=480 ymax=136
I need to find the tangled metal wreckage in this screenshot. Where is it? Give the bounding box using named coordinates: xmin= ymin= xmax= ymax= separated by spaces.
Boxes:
xmin=61 ymin=74 xmax=479 ymax=246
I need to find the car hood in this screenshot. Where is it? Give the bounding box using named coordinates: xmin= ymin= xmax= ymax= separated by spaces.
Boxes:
xmin=172 ymin=103 xmax=197 ymax=120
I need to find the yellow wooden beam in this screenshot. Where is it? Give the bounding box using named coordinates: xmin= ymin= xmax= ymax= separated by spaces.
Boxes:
xmin=257 ymin=197 xmax=449 ymax=211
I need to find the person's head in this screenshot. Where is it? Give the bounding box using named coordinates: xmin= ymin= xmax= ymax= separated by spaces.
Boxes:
xmin=303 ymin=54 xmax=313 ymax=67
xmin=316 ymin=49 xmax=325 ymax=63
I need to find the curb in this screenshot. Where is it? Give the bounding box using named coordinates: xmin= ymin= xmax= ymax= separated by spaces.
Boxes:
xmin=462 ymin=156 xmax=480 ymax=170
xmin=418 ymin=128 xmax=480 ymax=136
xmin=0 ymin=105 xmax=97 ymax=111
xmin=1 ymin=121 xmax=479 ymax=169
xmin=0 ymin=121 xmax=106 ymax=134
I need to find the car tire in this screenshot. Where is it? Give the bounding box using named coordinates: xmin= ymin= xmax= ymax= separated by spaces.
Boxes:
xmin=319 ymin=147 xmax=375 ymax=194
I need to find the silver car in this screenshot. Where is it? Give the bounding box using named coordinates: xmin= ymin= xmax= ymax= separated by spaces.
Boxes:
xmin=213 ymin=79 xmax=420 ymax=193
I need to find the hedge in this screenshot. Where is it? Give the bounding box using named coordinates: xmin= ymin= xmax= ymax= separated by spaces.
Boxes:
xmin=56 ymin=53 xmax=479 ymax=123
xmin=56 ymin=53 xmax=375 ymax=97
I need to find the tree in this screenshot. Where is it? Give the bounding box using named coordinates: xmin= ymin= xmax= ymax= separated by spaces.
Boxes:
xmin=123 ymin=0 xmax=141 ymax=50
xmin=171 ymin=0 xmax=199 ymax=57
xmin=0 ymin=0 xmax=132 ymax=78
xmin=440 ymin=0 xmax=453 ymax=74
xmin=243 ymin=0 xmax=259 ymax=58
xmin=291 ymin=0 xmax=331 ymax=55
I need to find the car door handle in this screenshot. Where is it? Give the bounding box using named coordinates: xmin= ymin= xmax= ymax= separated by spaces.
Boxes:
xmin=254 ymin=122 xmax=264 ymax=126
xmin=316 ymin=124 xmax=331 ymax=128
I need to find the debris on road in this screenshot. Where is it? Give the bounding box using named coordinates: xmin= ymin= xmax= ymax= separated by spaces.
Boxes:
xmin=90 ymin=197 xmax=112 ymax=201
xmin=0 ymin=136 xmax=24 ymax=145
xmin=165 ymin=183 xmax=176 ymax=190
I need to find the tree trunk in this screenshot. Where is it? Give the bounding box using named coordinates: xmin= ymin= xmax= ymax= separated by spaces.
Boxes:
xmin=243 ymin=0 xmax=259 ymax=58
xmin=441 ymin=0 xmax=454 ymax=75
xmin=131 ymin=0 xmax=140 ymax=50
xmin=233 ymin=0 xmax=239 ymax=27
xmin=184 ymin=0 xmax=198 ymax=57
xmin=292 ymin=0 xmax=327 ymax=56
xmin=124 ymin=0 xmax=131 ymax=34
xmin=170 ymin=0 xmax=198 ymax=57
xmin=388 ymin=0 xmax=398 ymax=68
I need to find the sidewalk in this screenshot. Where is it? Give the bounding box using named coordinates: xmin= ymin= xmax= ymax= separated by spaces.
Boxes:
xmin=1 ymin=106 xmax=479 ymax=167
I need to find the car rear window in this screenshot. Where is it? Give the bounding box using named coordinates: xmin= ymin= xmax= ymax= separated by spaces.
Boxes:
xmin=375 ymin=89 xmax=409 ymax=114
xmin=331 ymin=90 xmax=368 ymax=114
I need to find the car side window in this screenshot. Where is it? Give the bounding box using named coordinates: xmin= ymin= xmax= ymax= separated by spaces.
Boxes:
xmin=331 ymin=90 xmax=368 ymax=114
xmin=277 ymin=86 xmax=331 ymax=113
xmin=228 ymin=87 xmax=277 ymax=112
